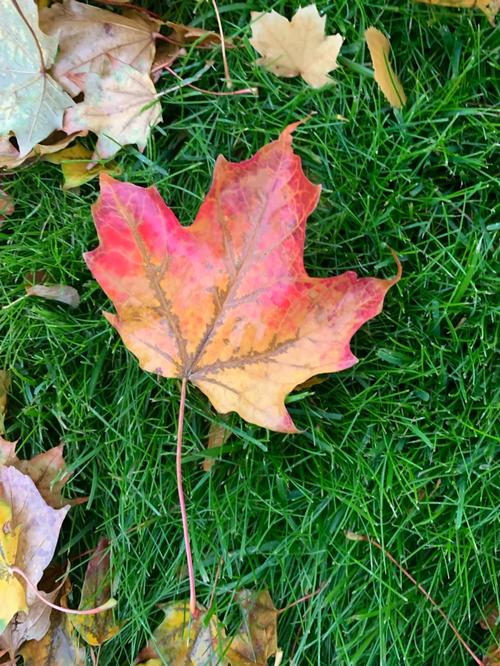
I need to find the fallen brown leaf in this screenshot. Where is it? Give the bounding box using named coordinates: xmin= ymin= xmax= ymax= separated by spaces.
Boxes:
xmin=250 ymin=5 xmax=343 ymax=88
xmin=365 ymin=27 xmax=406 ymax=109
xmin=166 ymin=21 xmax=234 ymax=48
xmin=70 ymin=538 xmax=120 ymax=647
xmin=226 ymin=590 xmax=279 ymax=665
xmin=40 ymin=0 xmax=161 ymax=96
xmin=203 ymin=420 xmax=231 ymax=472
xmin=0 ymin=438 xmax=82 ymax=509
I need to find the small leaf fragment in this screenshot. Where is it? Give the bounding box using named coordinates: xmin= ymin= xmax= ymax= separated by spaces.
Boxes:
xmin=226 ymin=590 xmax=279 ymax=665
xmin=364 ymin=28 xmax=406 ymax=109
xmin=70 ymin=537 xmax=121 ymax=647
xmin=0 ymin=189 xmax=14 ymax=222
xmin=26 ymin=284 xmax=81 ymax=308
xmin=203 ymin=420 xmax=231 ymax=472
xmin=0 ymin=371 xmax=10 ymax=434
xmin=44 ymin=143 xmax=121 ymax=189
xmin=414 ymin=0 xmax=499 ymax=25
xmin=250 ymin=5 xmax=343 ymax=88
xmin=136 ymin=601 xmax=227 ymax=665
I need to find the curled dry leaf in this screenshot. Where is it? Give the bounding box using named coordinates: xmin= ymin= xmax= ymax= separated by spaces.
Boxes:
xmin=166 ymin=21 xmax=234 ymax=48
xmin=0 ymin=437 xmax=81 ymax=509
xmin=0 ymin=132 xmax=84 ymax=170
xmin=0 ymin=0 xmax=73 ymax=156
xmin=86 ymin=124 xmax=400 ymax=432
xmin=26 ymin=284 xmax=81 ymax=308
xmin=151 ymin=43 xmax=186 ymax=83
xmin=0 ymin=371 xmax=10 ymax=434
xmin=44 ymin=143 xmax=121 ymax=189
xmin=70 ymin=537 xmax=120 ymax=647
xmin=414 ymin=0 xmax=499 ymax=25
xmin=40 ymin=0 xmax=161 ymax=96
xmin=227 ymin=590 xmax=279 ymax=665
xmin=250 ymin=4 xmax=343 ymax=88
xmin=364 ymin=28 xmax=406 ymax=109
xmin=0 ymin=467 xmax=70 ymax=655
xmin=64 ymin=57 xmax=162 ymax=159
xmin=19 ymin=578 xmax=87 ymax=666
xmin=136 ymin=601 xmax=226 ymax=665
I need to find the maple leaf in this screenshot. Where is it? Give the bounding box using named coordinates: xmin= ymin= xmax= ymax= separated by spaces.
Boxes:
xmin=64 ymin=57 xmax=162 ymax=159
xmin=86 ymin=124 xmax=400 ymax=432
xmin=0 ymin=191 xmax=14 ymax=225
xmin=26 ymin=284 xmax=81 ymax=308
xmin=19 ymin=577 xmax=87 ymax=666
xmin=249 ymin=5 xmax=343 ymax=88
xmin=0 ymin=0 xmax=73 ymax=157
xmin=0 ymin=438 xmax=80 ymax=509
xmin=414 ymin=0 xmax=499 ymax=25
xmin=40 ymin=0 xmax=161 ymax=97
xmin=0 ymin=131 xmax=84 ymax=170
xmin=364 ymin=28 xmax=407 ymax=109
xmin=0 ymin=466 xmax=70 ymax=655
xmin=166 ymin=21 xmax=234 ymax=49
xmin=226 ymin=590 xmax=279 ymax=665
xmin=70 ymin=537 xmax=120 ymax=647
xmin=136 ymin=601 xmax=226 ymax=665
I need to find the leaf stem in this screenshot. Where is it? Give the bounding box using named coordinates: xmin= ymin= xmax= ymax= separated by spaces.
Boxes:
xmin=211 ymin=0 xmax=232 ymax=89
xmin=8 ymin=566 xmax=116 ymax=616
xmin=177 ymin=377 xmax=198 ymax=618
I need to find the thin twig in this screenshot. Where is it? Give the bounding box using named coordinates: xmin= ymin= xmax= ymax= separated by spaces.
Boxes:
xmin=162 ymin=64 xmax=256 ymax=97
xmin=345 ymin=531 xmax=486 ymax=666
xmin=177 ymin=378 xmax=198 ymax=618
xmin=9 ymin=566 xmax=116 ymax=616
xmin=277 ymin=581 xmax=327 ymax=615
xmin=211 ymin=0 xmax=232 ymax=88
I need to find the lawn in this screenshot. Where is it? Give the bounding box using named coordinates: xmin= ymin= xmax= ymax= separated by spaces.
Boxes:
xmin=1 ymin=0 xmax=499 ymax=664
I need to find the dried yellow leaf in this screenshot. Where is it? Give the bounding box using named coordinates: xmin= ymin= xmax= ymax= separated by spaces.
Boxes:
xmin=365 ymin=28 xmax=407 ymax=109
xmin=250 ymin=4 xmax=343 ymax=88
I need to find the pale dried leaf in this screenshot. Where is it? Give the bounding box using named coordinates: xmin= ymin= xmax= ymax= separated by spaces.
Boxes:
xmin=250 ymin=5 xmax=343 ymax=88
xmin=26 ymin=284 xmax=81 ymax=307
xmin=40 ymin=0 xmax=161 ymax=96
xmin=0 ymin=466 xmax=70 ymax=654
xmin=64 ymin=57 xmax=162 ymax=159
xmin=0 ymin=189 xmax=14 ymax=223
xmin=365 ymin=27 xmax=406 ymax=109
xmin=0 ymin=0 xmax=73 ymax=156
xmin=226 ymin=590 xmax=278 ymax=665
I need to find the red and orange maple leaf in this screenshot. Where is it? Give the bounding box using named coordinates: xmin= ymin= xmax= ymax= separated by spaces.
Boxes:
xmin=85 ymin=124 xmax=400 ymax=432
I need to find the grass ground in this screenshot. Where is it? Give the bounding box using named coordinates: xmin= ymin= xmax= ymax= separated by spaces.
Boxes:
xmin=1 ymin=0 xmax=499 ymax=664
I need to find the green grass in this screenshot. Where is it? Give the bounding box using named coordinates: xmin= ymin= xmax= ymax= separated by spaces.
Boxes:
xmin=1 ymin=0 xmax=499 ymax=664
